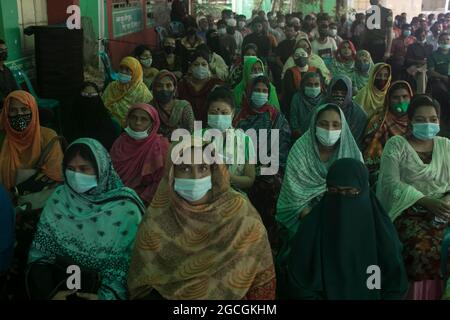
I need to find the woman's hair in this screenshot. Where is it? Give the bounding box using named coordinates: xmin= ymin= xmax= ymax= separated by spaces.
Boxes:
xmin=300 ymin=71 xmax=324 ymax=89
xmin=242 ymin=43 xmax=258 ymax=56
xmin=191 ymin=50 xmax=210 ymax=65
xmin=250 ymin=75 xmax=271 ymax=98
xmin=133 ymin=44 xmax=151 ymax=58
xmin=414 ymin=27 xmax=426 ymax=38
xmin=63 ymin=143 xmax=99 ymax=177
xmin=206 ymin=85 xmax=235 ymax=111
xmin=388 ymin=82 xmax=411 ymax=102
xmin=316 ymin=104 xmax=341 ymax=121
xmin=407 ymin=94 xmax=441 ymax=120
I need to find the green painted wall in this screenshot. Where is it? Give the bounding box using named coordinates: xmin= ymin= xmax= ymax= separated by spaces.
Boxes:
xmin=0 ymin=0 xmax=22 ymax=61
xmin=0 ymin=0 xmax=34 ymax=78
xmin=297 ymin=0 xmax=336 ymax=16
xmin=79 ymin=0 xmax=109 ymax=39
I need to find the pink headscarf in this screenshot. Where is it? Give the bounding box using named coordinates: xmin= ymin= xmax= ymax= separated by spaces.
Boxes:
xmin=111 ymin=103 xmax=169 ymax=205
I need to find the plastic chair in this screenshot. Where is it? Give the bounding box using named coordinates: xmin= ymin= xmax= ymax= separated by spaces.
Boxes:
xmin=9 ymin=64 xmax=61 ymax=132
xmin=441 ymin=227 xmax=450 ymax=279
xmin=99 ymin=51 xmax=118 ymax=88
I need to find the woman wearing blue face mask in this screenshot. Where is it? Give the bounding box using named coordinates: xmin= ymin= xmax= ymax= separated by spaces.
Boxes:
xmin=128 ymin=139 xmax=276 ymax=300
xmin=277 ymin=104 xmax=363 ymax=247
xmin=202 ymin=86 xmax=256 ymax=193
xmin=27 ymin=138 xmax=145 ymax=300
xmin=377 ymin=95 xmax=450 ymax=300
xmin=133 ymin=45 xmax=159 ymax=90
xmin=102 ymin=57 xmax=153 ymax=127
xmin=177 ymin=51 xmax=224 ymax=124
xmin=289 ymin=71 xmax=324 ymax=140
xmin=233 ymin=75 xmax=291 ymax=246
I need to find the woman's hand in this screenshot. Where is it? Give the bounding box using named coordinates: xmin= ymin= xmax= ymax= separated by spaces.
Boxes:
xmin=418 ymin=197 xmax=450 ymax=221
xmin=299 ymin=207 xmax=312 ymax=219
xmin=52 ymin=290 xmax=77 ymax=300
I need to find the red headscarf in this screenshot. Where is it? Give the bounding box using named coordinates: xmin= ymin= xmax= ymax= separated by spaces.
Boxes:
xmin=335 ymin=40 xmax=357 ymax=63
xmin=110 ymin=103 xmax=169 ymax=205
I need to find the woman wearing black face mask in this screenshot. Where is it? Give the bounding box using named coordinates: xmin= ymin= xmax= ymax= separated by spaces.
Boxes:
xmin=354 ymin=63 xmax=392 ymax=118
xmin=151 ymin=70 xmax=194 ymax=138
xmin=281 ymin=48 xmax=317 ymax=118
xmin=153 ymin=37 xmax=182 ymax=79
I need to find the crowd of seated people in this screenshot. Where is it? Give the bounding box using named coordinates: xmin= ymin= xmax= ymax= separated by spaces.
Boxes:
xmin=0 ymin=2 xmax=449 ymax=300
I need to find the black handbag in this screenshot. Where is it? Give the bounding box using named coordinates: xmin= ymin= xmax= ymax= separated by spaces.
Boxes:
xmin=25 ymin=256 xmax=102 ymax=300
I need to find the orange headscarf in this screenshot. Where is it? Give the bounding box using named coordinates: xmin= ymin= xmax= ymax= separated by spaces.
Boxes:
xmin=0 ymin=90 xmax=63 ymax=189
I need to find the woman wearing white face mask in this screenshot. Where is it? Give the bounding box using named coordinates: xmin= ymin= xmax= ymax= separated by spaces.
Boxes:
xmin=178 ymin=51 xmax=224 ymax=123
xmin=102 ymin=57 xmax=153 ymax=127
xmin=277 ymin=103 xmax=363 ymax=243
xmin=377 ymin=95 xmax=450 ymax=300
xmin=233 ymin=76 xmax=291 ymax=246
xmin=133 ymin=45 xmax=159 ymax=90
xmin=111 ymin=103 xmax=169 ymax=206
xmin=28 ymin=138 xmax=145 ymax=300
xmin=128 ymin=139 xmax=276 ymax=300
xmin=202 ymin=86 xmax=256 ymax=192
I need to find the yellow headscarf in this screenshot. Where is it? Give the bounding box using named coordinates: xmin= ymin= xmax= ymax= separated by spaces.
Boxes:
xmin=353 ymin=63 xmax=392 ymax=118
xmin=102 ymin=56 xmax=153 ymax=126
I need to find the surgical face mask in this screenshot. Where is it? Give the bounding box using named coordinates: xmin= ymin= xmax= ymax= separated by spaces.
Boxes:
xmin=155 ymin=90 xmax=174 ymax=104
xmin=9 ymin=113 xmax=32 ymax=132
xmin=124 ymin=126 xmax=149 ymax=140
xmin=329 ymin=29 xmax=338 ymax=36
xmin=304 ymin=86 xmax=321 ymax=98
xmin=238 ymin=21 xmax=246 ymax=29
xmin=251 ymin=92 xmax=268 ymax=107
xmin=316 ymin=126 xmax=342 ymax=147
xmin=174 ymin=175 xmax=212 ymax=202
xmin=140 ymin=58 xmax=152 ymax=68
xmin=208 ymin=114 xmax=233 ymax=131
xmin=357 ymin=61 xmax=370 ymax=73
xmin=250 ymin=72 xmax=264 ymax=79
xmin=118 ymin=73 xmax=132 ymax=84
xmin=439 ymin=43 xmax=450 ymax=50
xmin=403 ymin=30 xmax=411 ymax=37
xmin=393 ymin=101 xmax=410 ymax=113
xmin=192 ymin=65 xmax=210 ymax=80
xmin=218 ymin=27 xmax=227 ymax=35
xmin=65 ymin=169 xmax=98 ymax=194
xmin=412 ymin=123 xmax=440 ymax=140
xmin=294 ymin=57 xmax=309 ymax=68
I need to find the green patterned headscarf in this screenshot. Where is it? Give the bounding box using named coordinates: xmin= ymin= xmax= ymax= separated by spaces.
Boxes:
xmin=276 ymin=104 xmax=363 ymax=239
xmin=28 ymin=138 xmax=145 ymax=300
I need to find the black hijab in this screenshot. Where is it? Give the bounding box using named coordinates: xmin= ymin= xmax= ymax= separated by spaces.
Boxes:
xmin=284 ymin=158 xmax=408 ymax=300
